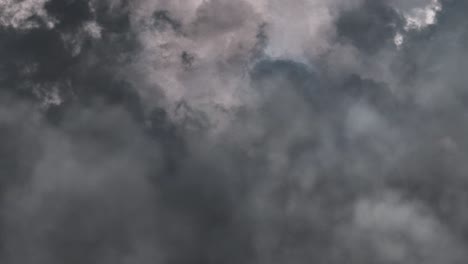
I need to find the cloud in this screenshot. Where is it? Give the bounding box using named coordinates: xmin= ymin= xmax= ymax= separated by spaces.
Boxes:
xmin=0 ymin=0 xmax=55 ymax=30
xmin=1 ymin=0 xmax=468 ymax=263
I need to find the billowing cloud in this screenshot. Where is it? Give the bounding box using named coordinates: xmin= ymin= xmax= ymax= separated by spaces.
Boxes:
xmin=0 ymin=0 xmax=467 ymax=263
xmin=0 ymin=0 xmax=55 ymax=29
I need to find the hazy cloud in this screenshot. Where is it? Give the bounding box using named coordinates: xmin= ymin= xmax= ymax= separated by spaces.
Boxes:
xmin=0 ymin=0 xmax=467 ymax=263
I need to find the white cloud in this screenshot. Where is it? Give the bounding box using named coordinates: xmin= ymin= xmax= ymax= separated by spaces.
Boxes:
xmin=83 ymin=21 xmax=102 ymax=39
xmin=394 ymin=32 xmax=404 ymax=48
xmin=0 ymin=0 xmax=55 ymax=30
xmin=391 ymin=0 xmax=442 ymax=31
xmin=388 ymin=0 xmax=442 ymax=51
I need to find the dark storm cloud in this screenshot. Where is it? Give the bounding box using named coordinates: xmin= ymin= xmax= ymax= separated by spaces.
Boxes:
xmin=0 ymin=0 xmax=467 ymax=263
xmin=44 ymin=0 xmax=93 ymax=29
xmin=336 ymin=0 xmax=403 ymax=53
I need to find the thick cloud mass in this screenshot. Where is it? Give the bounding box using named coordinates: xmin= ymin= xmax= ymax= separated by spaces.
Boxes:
xmin=0 ymin=0 xmax=467 ymax=263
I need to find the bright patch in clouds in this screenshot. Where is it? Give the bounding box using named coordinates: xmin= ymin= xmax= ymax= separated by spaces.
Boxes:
xmin=393 ymin=0 xmax=442 ymax=48
xmin=394 ymin=32 xmax=404 ymax=48
xmin=403 ymin=0 xmax=442 ymax=31
xmin=0 ymin=0 xmax=55 ymax=29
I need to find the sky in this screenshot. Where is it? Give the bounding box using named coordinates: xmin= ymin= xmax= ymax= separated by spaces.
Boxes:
xmin=0 ymin=0 xmax=468 ymax=263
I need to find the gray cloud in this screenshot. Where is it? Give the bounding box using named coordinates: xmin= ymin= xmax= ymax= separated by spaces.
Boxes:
xmin=0 ymin=0 xmax=467 ymax=263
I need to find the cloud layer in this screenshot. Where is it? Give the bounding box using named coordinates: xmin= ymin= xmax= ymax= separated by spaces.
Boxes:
xmin=1 ymin=0 xmax=467 ymax=263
